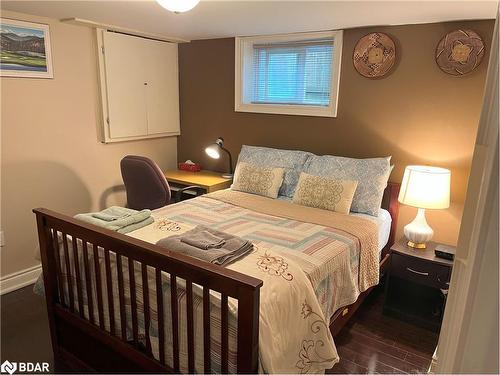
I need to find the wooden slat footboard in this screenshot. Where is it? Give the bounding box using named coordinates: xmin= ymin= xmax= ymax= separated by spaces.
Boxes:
xmin=34 ymin=208 xmax=263 ymax=374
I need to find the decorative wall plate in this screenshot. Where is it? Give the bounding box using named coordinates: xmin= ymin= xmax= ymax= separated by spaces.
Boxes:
xmin=353 ymin=32 xmax=396 ymax=78
xmin=435 ymin=29 xmax=485 ymax=76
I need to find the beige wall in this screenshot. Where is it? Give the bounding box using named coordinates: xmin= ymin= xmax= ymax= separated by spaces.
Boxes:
xmin=177 ymin=20 xmax=494 ymax=246
xmin=0 ymin=11 xmax=178 ymax=277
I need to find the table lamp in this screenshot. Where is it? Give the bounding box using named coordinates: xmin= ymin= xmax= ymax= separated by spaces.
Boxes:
xmin=398 ymin=165 xmax=451 ymax=249
xmin=205 ymin=137 xmax=233 ymax=179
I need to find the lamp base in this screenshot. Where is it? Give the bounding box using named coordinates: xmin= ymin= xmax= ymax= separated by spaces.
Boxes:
xmin=404 ymin=208 xmax=433 ymax=250
xmin=407 ymin=241 xmax=427 ymax=249
xmin=222 ymin=173 xmax=233 ymax=179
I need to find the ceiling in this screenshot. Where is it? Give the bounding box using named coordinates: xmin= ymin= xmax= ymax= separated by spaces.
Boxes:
xmin=1 ymin=0 xmax=497 ymax=41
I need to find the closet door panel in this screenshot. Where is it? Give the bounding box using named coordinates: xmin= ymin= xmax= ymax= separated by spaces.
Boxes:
xmin=143 ymin=39 xmax=180 ymax=135
xmin=103 ymin=31 xmax=148 ymax=138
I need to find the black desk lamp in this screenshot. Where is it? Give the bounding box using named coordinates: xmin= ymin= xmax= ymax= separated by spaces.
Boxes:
xmin=205 ymin=137 xmax=233 ymax=179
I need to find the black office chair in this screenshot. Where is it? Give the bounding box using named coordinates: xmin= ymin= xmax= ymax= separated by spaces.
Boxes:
xmin=120 ymin=155 xmax=204 ymax=210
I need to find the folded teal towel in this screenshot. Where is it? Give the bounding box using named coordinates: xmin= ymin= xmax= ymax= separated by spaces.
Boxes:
xmin=116 ymin=216 xmax=154 ymax=233
xmin=92 ymin=208 xmax=132 ymax=222
xmin=91 ymin=206 xmax=151 ymax=223
xmin=75 ymin=206 xmax=154 ymax=234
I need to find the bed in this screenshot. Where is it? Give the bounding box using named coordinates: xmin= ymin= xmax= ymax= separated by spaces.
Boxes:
xmin=33 ymin=179 xmax=399 ymax=374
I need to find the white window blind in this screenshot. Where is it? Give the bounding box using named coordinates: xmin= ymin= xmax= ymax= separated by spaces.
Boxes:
xmin=252 ymin=40 xmax=334 ymax=106
xmin=235 ymin=31 xmax=343 ymax=117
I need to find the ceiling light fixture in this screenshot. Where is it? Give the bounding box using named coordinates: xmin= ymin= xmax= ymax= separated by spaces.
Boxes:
xmin=156 ymin=0 xmax=200 ymax=13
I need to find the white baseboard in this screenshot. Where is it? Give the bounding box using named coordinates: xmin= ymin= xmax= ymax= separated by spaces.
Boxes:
xmin=0 ymin=264 xmax=42 ymax=295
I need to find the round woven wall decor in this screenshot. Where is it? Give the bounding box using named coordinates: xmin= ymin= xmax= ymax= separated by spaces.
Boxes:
xmin=353 ymin=32 xmax=396 ymax=78
xmin=435 ymin=29 xmax=485 ymax=76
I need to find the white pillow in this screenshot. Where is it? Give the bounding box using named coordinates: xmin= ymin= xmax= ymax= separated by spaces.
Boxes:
xmin=292 ymin=173 xmax=358 ymax=214
xmin=231 ymin=162 xmax=285 ymax=199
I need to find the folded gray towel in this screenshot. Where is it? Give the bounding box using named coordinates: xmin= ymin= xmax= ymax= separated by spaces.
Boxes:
xmin=156 ymin=225 xmax=253 ymax=266
xmin=180 ymin=230 xmax=226 ymax=249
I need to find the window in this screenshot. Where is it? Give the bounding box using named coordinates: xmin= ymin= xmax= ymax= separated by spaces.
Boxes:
xmin=235 ymin=31 xmax=343 ymax=117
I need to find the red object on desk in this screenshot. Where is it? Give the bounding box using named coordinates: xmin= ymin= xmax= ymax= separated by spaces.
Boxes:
xmin=178 ymin=162 xmax=202 ymax=172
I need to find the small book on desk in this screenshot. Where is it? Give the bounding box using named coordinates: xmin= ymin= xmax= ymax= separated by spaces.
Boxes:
xmin=435 ymin=244 xmax=456 ymax=261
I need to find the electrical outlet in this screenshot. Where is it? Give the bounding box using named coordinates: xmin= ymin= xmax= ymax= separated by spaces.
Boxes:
xmin=0 ymin=230 xmax=4 ymax=247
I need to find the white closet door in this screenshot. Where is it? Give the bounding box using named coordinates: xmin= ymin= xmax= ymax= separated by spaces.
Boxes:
xmin=103 ymin=31 xmax=148 ymax=138
xmin=143 ymin=38 xmax=180 ymax=135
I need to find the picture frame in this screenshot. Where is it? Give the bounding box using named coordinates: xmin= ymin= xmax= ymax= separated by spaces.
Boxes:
xmin=1 ymin=18 xmax=54 ymax=78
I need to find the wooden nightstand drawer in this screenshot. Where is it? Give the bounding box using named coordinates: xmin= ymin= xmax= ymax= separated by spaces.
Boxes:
xmin=391 ymin=253 xmax=450 ymax=290
xmin=384 ymin=240 xmax=454 ymax=331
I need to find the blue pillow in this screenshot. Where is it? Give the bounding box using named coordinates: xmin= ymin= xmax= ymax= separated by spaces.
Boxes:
xmin=304 ymin=155 xmax=392 ymax=216
xmin=235 ymin=145 xmax=312 ymax=198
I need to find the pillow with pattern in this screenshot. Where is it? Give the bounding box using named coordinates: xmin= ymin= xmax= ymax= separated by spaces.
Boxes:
xmin=304 ymin=155 xmax=392 ymax=216
xmin=231 ymin=162 xmax=285 ymax=199
xmin=292 ymin=173 xmax=358 ymax=214
xmin=236 ymin=145 xmax=312 ymax=198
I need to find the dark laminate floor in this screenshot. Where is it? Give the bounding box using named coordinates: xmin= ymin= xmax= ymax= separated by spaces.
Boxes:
xmin=1 ymin=285 xmax=54 ymax=367
xmin=327 ymin=286 xmax=438 ymax=374
xmin=1 ymin=284 xmax=437 ymax=374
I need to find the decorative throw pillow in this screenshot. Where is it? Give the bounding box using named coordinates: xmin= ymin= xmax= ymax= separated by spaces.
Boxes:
xmin=292 ymin=173 xmax=358 ymax=214
xmin=231 ymin=162 xmax=285 ymax=199
xmin=236 ymin=145 xmax=312 ymax=198
xmin=304 ymin=155 xmax=392 ymax=216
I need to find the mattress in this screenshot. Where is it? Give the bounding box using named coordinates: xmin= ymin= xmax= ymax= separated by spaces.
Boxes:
xmin=278 ymin=195 xmax=392 ymax=256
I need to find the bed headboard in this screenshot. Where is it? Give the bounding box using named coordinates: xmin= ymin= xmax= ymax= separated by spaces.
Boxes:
xmin=381 ymin=182 xmax=400 ymax=249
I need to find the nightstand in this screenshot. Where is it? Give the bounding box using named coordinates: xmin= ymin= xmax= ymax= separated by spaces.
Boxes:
xmin=383 ymin=239 xmax=454 ymax=332
xmin=164 ymin=169 xmax=232 ymax=197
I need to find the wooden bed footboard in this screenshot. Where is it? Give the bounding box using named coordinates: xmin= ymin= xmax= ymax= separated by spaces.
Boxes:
xmin=33 ymin=182 xmax=400 ymax=373
xmin=33 ymin=208 xmax=263 ymax=374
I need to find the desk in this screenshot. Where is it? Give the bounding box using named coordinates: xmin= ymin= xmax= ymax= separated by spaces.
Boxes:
xmin=164 ymin=169 xmax=232 ymax=194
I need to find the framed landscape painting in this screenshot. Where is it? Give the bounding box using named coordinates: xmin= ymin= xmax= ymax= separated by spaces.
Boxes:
xmin=1 ymin=18 xmax=53 ymax=78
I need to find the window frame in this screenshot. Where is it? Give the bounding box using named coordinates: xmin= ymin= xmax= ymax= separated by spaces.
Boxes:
xmin=235 ymin=30 xmax=343 ymax=118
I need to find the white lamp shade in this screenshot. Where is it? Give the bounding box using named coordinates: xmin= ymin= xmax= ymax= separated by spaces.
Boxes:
xmin=398 ymin=165 xmax=451 ymax=209
xmin=156 ymin=0 xmax=200 ymax=13
xmin=205 ymin=145 xmax=220 ymax=159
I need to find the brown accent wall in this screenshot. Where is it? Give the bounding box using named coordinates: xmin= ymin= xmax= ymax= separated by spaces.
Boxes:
xmin=178 ymin=20 xmax=494 ymax=246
